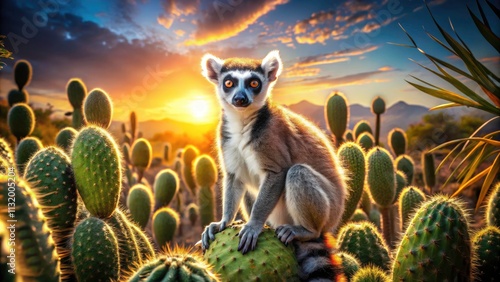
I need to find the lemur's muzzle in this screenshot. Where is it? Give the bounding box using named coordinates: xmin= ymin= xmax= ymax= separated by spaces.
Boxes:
xmin=232 ymin=92 xmax=250 ymax=107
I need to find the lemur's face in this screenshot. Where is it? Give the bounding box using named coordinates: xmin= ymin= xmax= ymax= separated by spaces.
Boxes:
xmin=201 ymin=51 xmax=282 ymax=112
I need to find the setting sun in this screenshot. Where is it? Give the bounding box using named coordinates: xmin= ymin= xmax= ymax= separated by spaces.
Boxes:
xmin=189 ymin=99 xmax=209 ymax=120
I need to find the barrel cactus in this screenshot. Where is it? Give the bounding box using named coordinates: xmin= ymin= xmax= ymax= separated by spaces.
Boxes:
xmin=7 ymin=103 xmax=35 ymax=141
xmin=182 ymin=145 xmax=199 ymax=195
xmin=55 ymin=127 xmax=77 ymax=155
xmin=153 ymin=207 xmax=180 ymax=248
xmin=67 ymin=78 xmax=87 ymax=130
xmin=15 ymin=136 xmax=42 ymax=175
xmin=325 ymin=92 xmax=349 ymax=146
xmin=204 ymin=221 xmax=299 ymax=281
xmin=338 ymin=142 xmax=365 ymax=225
xmin=194 ymin=155 xmax=217 ymax=227
xmin=487 ymin=182 xmax=500 ymax=227
xmin=472 ymin=226 xmax=499 ymax=281
xmin=395 ymin=155 xmax=414 ymax=185
xmin=371 ymin=96 xmax=385 ymax=146
xmin=71 ymin=126 xmax=122 ymax=218
xmin=392 ymin=196 xmax=472 ymax=281
xmin=353 ymin=120 xmax=373 ymax=140
xmin=127 ymin=184 xmax=154 ymax=228
xmin=357 ymin=132 xmax=374 ymax=151
xmin=154 ymin=169 xmax=179 ymax=209
xmin=388 ymin=128 xmax=407 ymax=157
xmin=131 ymin=138 xmax=152 ymax=181
xmin=398 ymin=186 xmax=426 ymax=230
xmin=83 ymin=88 xmax=113 ymax=129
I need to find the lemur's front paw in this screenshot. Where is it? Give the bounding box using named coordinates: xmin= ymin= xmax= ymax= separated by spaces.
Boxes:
xmin=201 ymin=220 xmax=227 ymax=251
xmin=276 ymin=224 xmax=296 ymax=245
xmin=238 ymin=223 xmax=262 ymax=254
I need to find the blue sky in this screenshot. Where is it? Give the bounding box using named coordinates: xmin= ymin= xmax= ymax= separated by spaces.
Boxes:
xmin=0 ymin=0 xmax=498 ymax=122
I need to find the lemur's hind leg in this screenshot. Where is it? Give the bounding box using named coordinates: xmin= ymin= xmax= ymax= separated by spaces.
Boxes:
xmin=276 ymin=164 xmax=331 ymax=244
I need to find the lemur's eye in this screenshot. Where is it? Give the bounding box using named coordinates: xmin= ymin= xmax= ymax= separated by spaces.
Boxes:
xmin=224 ymin=80 xmax=233 ymax=88
xmin=250 ymin=80 xmax=259 ymax=88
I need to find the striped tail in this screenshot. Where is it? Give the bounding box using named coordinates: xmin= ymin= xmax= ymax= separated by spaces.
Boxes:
xmin=293 ymin=233 xmax=346 ymax=282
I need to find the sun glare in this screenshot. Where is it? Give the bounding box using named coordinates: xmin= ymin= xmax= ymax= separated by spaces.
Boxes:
xmin=189 ymin=99 xmax=210 ymax=120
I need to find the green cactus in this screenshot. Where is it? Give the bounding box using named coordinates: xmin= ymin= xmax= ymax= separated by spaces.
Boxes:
xmin=154 ymin=169 xmax=179 ymax=209
xmin=394 ymin=170 xmax=407 ymax=204
xmin=129 ymin=220 xmax=156 ymax=261
xmin=7 ymin=103 xmax=35 ymax=141
xmin=131 ymin=138 xmax=152 ymax=181
xmin=334 ymin=252 xmax=360 ymax=280
xmin=122 ymin=143 xmax=131 ymax=165
xmin=366 ymin=147 xmax=396 ymax=246
xmin=195 ymin=155 xmax=217 ymax=227
xmin=15 ymin=136 xmax=42 ymax=175
xmin=127 ymin=184 xmax=153 ymax=228
xmin=472 ymin=226 xmax=500 ymax=281
xmin=83 ymin=88 xmax=113 ymax=129
xmin=357 ymin=132 xmax=374 ymax=151
xmin=7 ymin=89 xmax=29 ymax=107
xmin=182 ymin=145 xmax=199 ymax=195
xmin=338 ymin=142 xmax=365 ymax=225
xmin=127 ymin=250 xmax=219 ymax=282
xmin=14 ymin=60 xmax=32 ymax=90
xmin=204 ymin=221 xmax=299 ymax=281
xmin=395 ymin=155 xmax=414 ymax=185
xmin=398 ymin=186 xmax=426 ymax=231
xmin=350 ymin=209 xmax=369 ymax=222
xmin=55 ymin=127 xmax=77 ymax=155
xmin=487 ymin=182 xmax=500 ymax=227
xmin=123 ymin=132 xmax=132 ymax=145
xmin=105 ymin=209 xmax=142 ymax=276
xmin=422 ymin=151 xmax=436 ymax=193
xmin=186 ymin=203 xmax=199 ymax=226
xmin=337 ymin=222 xmax=391 ymax=271
xmin=164 ymin=143 xmax=171 ymax=162
xmin=369 ymin=208 xmax=381 ymax=230
xmin=71 ymin=125 xmax=122 ymax=218
xmin=0 ymin=138 xmax=14 ymax=166
xmin=325 ymin=92 xmax=349 ymax=146
xmin=352 ymin=266 xmax=390 ymax=282
xmin=344 ymin=130 xmax=354 ymax=142
xmin=371 ymin=96 xmax=385 ymax=146
xmin=392 ymin=196 xmax=472 ymax=281
xmin=67 ymin=78 xmax=87 ymax=130
xmin=153 ymin=207 xmax=180 ymax=248
xmin=388 ymin=128 xmax=406 ymax=157
xmin=71 ymin=217 xmax=120 ymax=282
xmin=125 ymin=166 xmax=133 ymax=186
xmin=130 ymin=111 xmax=138 ymax=140
xmin=360 ymin=190 xmax=372 ymax=216
xmin=121 ymin=123 xmax=127 ymax=134
xmin=0 ymin=176 xmax=60 ymax=282
xmin=353 ymin=120 xmax=373 ymax=140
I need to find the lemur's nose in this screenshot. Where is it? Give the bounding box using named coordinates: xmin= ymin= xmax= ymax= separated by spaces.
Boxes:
xmin=232 ymin=92 xmax=249 ymax=107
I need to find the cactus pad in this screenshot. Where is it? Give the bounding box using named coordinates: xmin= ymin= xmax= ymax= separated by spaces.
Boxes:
xmin=487 ymin=182 xmax=500 ymax=227
xmin=154 ymin=169 xmax=179 ymax=208
xmin=153 ymin=207 xmax=179 ymax=248
xmin=15 ymin=136 xmax=42 ymax=175
xmin=472 ymin=226 xmax=500 ymax=281
xmin=127 ymin=184 xmax=153 ymax=228
xmin=83 ymin=88 xmax=113 ymax=129
xmin=338 ymin=142 xmax=365 ymax=224
xmin=8 ymin=103 xmax=35 ymax=140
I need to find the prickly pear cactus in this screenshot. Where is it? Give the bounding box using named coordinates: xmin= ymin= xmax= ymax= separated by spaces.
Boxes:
xmin=153 ymin=207 xmax=179 ymax=248
xmin=357 ymin=132 xmax=374 ymax=151
xmin=325 ymin=92 xmax=349 ymax=145
xmin=55 ymin=127 xmax=77 ymax=155
xmin=395 ymin=154 xmax=414 ymax=185
xmin=352 ymin=266 xmax=390 ymax=282
xmin=338 ymin=142 xmax=365 ymax=224
xmin=344 ymin=130 xmax=354 ymax=142
xmin=71 ymin=126 xmax=122 ymax=218
xmin=472 ymin=226 xmax=500 ymax=281
xmin=388 ymin=128 xmax=406 ymax=157
xmin=15 ymin=136 xmax=42 ymax=175
xmin=187 ymin=203 xmax=199 ymax=226
xmin=127 ymin=184 xmax=153 ymax=228
xmin=367 ymin=147 xmax=395 ymax=207
xmin=71 ymin=217 xmax=120 ymax=282
xmin=0 ymin=176 xmax=61 ymax=282
xmin=182 ymin=145 xmax=199 ymax=195
xmin=204 ymin=222 xmax=300 ymax=282
xmin=127 ymin=250 xmax=219 ymax=282
xmin=7 ymin=103 xmax=35 ymax=141
xmin=131 ymin=138 xmax=152 ymax=181
xmin=398 ymin=186 xmax=425 ymax=230
xmin=83 ymin=88 xmax=113 ymax=129
xmin=487 ymin=182 xmax=500 ymax=227
xmin=350 ymin=209 xmax=369 ymax=223
xmin=333 ymin=251 xmax=360 ymax=280
xmin=14 ymin=60 xmax=32 ymax=90
xmin=369 ymin=208 xmax=381 ymax=230
xmin=392 ymin=196 xmax=472 ymax=281
xmin=422 ymin=151 xmax=436 ymax=193
xmin=129 ymin=219 xmax=156 ymax=261
xmin=7 ymin=89 xmax=29 ymax=106
xmin=337 ymin=222 xmax=391 ymax=271
xmin=353 ymin=120 xmax=372 ymax=140
xmin=67 ymin=78 xmax=87 ymax=130
xmin=393 ymin=170 xmax=407 ymax=204
xmin=154 ymin=169 xmax=179 ymax=209
xmin=194 ymin=155 xmax=217 ymax=227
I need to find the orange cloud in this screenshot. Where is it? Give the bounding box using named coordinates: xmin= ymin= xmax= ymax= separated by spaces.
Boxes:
xmin=158 ymin=0 xmax=199 ymax=29
xmin=184 ymin=0 xmax=289 ymax=46
xmin=175 ymin=29 xmax=186 ymax=37
xmin=284 ymin=67 xmax=321 ymax=78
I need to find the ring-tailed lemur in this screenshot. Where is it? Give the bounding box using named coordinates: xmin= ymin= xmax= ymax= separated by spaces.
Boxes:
xmin=200 ymin=50 xmax=348 ymax=281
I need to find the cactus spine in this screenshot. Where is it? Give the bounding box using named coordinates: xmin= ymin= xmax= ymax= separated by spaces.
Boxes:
xmin=8 ymin=103 xmax=35 ymax=142
xmin=353 ymin=120 xmax=373 ymax=140
xmin=398 ymin=186 xmax=425 ymax=230
xmin=472 ymin=226 xmax=500 ymax=281
xmin=71 ymin=126 xmax=122 ymax=218
xmin=71 ymin=217 xmax=120 ymax=282
xmin=131 ymin=138 xmax=152 ymax=181
xmin=422 ymin=151 xmax=436 ymax=193
xmin=325 ymin=92 xmax=349 ymax=146
xmin=0 ymin=176 xmax=61 ymax=282
xmin=338 ymin=142 xmax=365 ymax=225
xmin=55 ymin=127 xmax=77 ymax=155
xmin=388 ymin=128 xmax=406 ymax=157
xmin=83 ymin=88 xmax=113 ymax=129
xmin=395 ymin=155 xmax=414 ymax=185
xmin=487 ymin=182 xmax=500 ymax=227
xmin=154 ymin=169 xmax=179 ymax=209
xmin=392 ymin=196 xmax=472 ymax=281
xmin=371 ymin=96 xmax=385 ymax=146
xmin=352 ymin=266 xmax=390 ymax=282
xmin=153 ymin=207 xmax=180 ymax=248
xmin=194 ymin=155 xmax=217 ymax=227
xmin=366 ymin=147 xmax=396 ymax=247
xmin=66 ymin=78 xmax=87 ymax=130
xmin=14 ymin=60 xmax=32 ymax=90
xmin=127 ymin=184 xmax=153 ymax=228
xmin=182 ymin=145 xmax=199 ymax=195
xmin=357 ymin=132 xmax=374 ymax=151
xmin=15 ymin=136 xmax=42 ymax=175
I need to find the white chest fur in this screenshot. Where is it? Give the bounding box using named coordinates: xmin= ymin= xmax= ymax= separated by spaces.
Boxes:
xmin=222 ymin=117 xmax=263 ymax=190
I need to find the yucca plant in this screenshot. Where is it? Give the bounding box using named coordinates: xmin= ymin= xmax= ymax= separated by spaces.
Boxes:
xmin=0 ymin=35 xmax=13 ymax=69
xmin=395 ymin=0 xmax=499 ymax=210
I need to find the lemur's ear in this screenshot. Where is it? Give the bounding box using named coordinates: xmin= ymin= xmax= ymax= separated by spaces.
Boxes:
xmin=261 ymin=50 xmax=282 ymax=82
xmin=201 ymin=53 xmax=224 ymax=84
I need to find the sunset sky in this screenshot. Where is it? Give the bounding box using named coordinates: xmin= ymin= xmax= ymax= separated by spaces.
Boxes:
xmin=0 ymin=0 xmax=498 ymax=124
